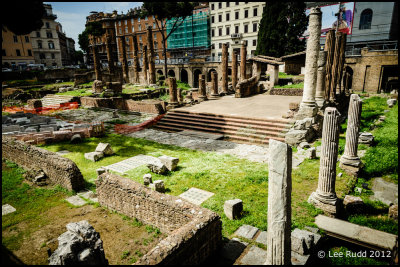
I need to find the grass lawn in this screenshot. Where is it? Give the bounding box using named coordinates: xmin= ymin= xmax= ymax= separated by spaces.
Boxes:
xmin=274 ymin=82 xmax=304 ymax=89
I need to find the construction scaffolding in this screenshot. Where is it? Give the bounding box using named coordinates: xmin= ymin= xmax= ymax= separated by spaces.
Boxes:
xmin=166 ymin=12 xmax=210 ymax=50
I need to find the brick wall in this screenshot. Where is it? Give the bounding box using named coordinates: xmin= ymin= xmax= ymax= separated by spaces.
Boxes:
xmin=2 ymin=136 xmax=85 ymax=191
xmin=80 ymin=97 xmax=166 ymax=114
xmin=96 ymin=172 xmax=222 ymax=265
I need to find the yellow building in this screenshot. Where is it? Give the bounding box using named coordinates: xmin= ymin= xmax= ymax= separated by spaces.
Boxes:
xmin=2 ymin=26 xmax=35 ymax=70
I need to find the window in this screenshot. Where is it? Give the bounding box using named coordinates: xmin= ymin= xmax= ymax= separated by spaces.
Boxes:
xmin=244 ymin=10 xmax=248 ymax=18
xmin=126 ymin=37 xmax=129 ymax=43
xmin=13 ymin=35 xmax=18 ymax=43
xmin=2 ymin=49 xmax=5 ymax=56
xmin=132 ymin=26 xmax=135 ymax=32
xmin=235 ymin=25 xmax=239 ymax=34
xmin=138 ymin=24 xmax=141 ymax=31
xmin=46 ymin=31 xmax=53 ymax=38
xmin=218 ymin=28 xmax=222 ymax=36
xmin=253 ymin=8 xmax=258 ymax=17
xmin=119 ymin=28 xmax=122 ymax=34
xmin=226 ymin=2 xmax=230 ymax=7
xmin=154 ymin=41 xmax=157 ymax=48
xmin=235 ymin=11 xmax=239 ymax=20
xmin=25 ymin=36 xmax=30 ymax=43
xmin=37 ymin=41 xmax=42 ymax=49
xmin=244 ymin=24 xmax=248 ymax=33
xmin=211 ymin=4 xmax=214 ymax=10
xmin=36 ymin=31 xmax=41 ymax=37
xmin=211 ymin=16 xmax=214 ymax=23
xmin=28 ymin=49 xmax=32 ymax=56
xmin=16 ymin=49 xmax=21 ymax=56
xmin=39 ymin=53 xmax=45 ymax=59
xmin=139 ymin=36 xmax=142 ymax=42
xmin=46 ymin=22 xmax=50 ymax=28
xmin=154 ymin=33 xmax=157 ymax=40
xmin=48 ymin=42 xmax=55 ymax=49
xmin=218 ymin=3 xmax=222 ymax=9
xmin=119 ymin=21 xmax=122 ymax=26
xmin=145 ymin=16 xmax=148 ymax=21
xmin=211 ymin=44 xmax=215 ymax=49
xmin=236 ymin=2 xmax=239 ymax=5
xmin=359 ymin=9 xmax=373 ymax=30
xmin=125 ymin=27 xmax=128 ymax=33
xmin=153 ymin=22 xmax=156 ymax=29
xmin=226 ymin=26 xmax=230 ymax=36
xmin=219 ymin=43 xmax=222 ymax=49
xmin=226 ymin=13 xmax=230 ymax=21
xmin=253 ymin=39 xmax=256 ymax=46
xmin=211 ymin=29 xmax=215 ymax=37
xmin=218 ymin=14 xmax=222 ymax=22
xmin=138 ymin=17 xmax=140 ymax=22
xmin=253 ymin=23 xmax=257 ymax=32
xmin=51 ymin=53 xmax=55 ymax=59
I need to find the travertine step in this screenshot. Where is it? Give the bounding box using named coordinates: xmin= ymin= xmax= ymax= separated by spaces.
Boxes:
xmin=41 ymin=94 xmax=76 ymax=107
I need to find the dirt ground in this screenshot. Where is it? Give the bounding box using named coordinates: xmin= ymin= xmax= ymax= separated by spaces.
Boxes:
xmin=2 ymin=203 xmax=165 ymax=265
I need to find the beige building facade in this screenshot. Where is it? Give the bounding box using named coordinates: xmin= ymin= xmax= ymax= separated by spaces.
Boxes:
xmin=2 ymin=27 xmax=35 ymax=70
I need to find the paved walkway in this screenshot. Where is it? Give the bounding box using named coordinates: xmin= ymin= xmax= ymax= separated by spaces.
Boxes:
xmin=175 ymin=94 xmax=302 ymax=120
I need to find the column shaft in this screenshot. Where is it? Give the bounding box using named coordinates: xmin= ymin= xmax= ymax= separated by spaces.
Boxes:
xmin=232 ymin=50 xmax=238 ymax=90
xmin=315 ymin=50 xmax=327 ymax=107
xmin=147 ymin=27 xmax=156 ymax=84
xmin=221 ymin=43 xmax=228 ymax=94
xmin=240 ymin=42 xmax=247 ymax=81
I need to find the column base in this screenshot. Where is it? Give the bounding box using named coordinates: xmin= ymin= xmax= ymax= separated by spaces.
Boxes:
xmin=198 ymin=96 xmax=207 ymax=102
xmin=209 ymin=94 xmax=220 ymax=100
xmin=315 ymin=98 xmax=325 ymax=108
xmin=308 ymin=191 xmax=340 ymax=217
xmin=168 ymin=102 xmax=179 ymax=109
xmin=295 ymin=105 xmax=318 ymax=120
xmin=339 ymin=155 xmax=363 ymax=177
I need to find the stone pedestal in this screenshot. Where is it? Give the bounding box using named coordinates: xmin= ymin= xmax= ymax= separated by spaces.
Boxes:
xmin=265 ymin=139 xmax=292 ymax=265
xmin=315 ymin=51 xmax=327 ymax=107
xmin=298 ymin=7 xmax=322 ymax=114
xmin=340 ymin=94 xmax=363 ymax=176
xmin=269 ymin=65 xmax=279 ymax=87
xmin=168 ymin=77 xmax=178 ymax=108
xmin=308 ymin=107 xmax=341 ymax=217
xmin=210 ymin=71 xmax=219 ymax=99
xmin=221 ymin=43 xmax=228 ymax=94
xmin=198 ymin=74 xmax=207 ymax=101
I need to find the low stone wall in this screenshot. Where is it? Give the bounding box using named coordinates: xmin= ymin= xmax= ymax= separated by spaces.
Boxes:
xmin=80 ymin=97 xmax=166 ymax=114
xmin=235 ymin=75 xmax=260 ymax=98
xmin=2 ymin=136 xmax=85 ymax=191
xmin=269 ymin=88 xmax=304 ymax=96
xmin=96 ymin=172 xmax=222 ymax=265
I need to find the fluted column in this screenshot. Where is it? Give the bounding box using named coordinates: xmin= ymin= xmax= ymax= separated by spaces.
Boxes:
xmin=168 ymin=77 xmax=178 ymax=108
xmin=142 ymin=45 xmax=148 ymax=84
xmin=324 ymin=30 xmax=335 ymax=101
xmin=132 ymin=34 xmax=140 ymax=84
xmin=210 ymin=71 xmax=219 ymax=99
xmin=147 ymin=26 xmax=156 ymax=84
xmin=339 ymin=94 xmax=363 ymax=176
xmin=315 ymin=50 xmax=327 ymax=107
xmin=198 ymin=74 xmax=207 ymax=101
xmin=309 ymin=107 xmax=341 ymax=216
xmin=265 ymin=139 xmax=292 ymax=265
xmin=221 ymin=43 xmax=228 ymax=94
xmin=232 ymin=50 xmax=238 ymax=90
xmin=299 ymin=7 xmax=321 ymax=115
xmin=240 ymin=41 xmax=247 ymax=81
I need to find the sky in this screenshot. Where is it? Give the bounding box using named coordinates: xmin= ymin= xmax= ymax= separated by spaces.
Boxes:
xmin=47 ymin=2 xmax=142 ymax=51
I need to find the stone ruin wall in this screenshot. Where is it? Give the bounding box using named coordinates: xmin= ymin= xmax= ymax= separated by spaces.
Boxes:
xmin=80 ymin=97 xmax=166 ymax=114
xmin=269 ymin=88 xmax=304 ymax=96
xmin=96 ymin=172 xmax=222 ymax=265
xmin=2 ymin=137 xmax=85 ymax=191
xmin=235 ymin=75 xmax=260 ymax=98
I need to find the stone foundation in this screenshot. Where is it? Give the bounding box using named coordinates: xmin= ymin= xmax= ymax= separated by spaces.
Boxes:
xmin=235 ymin=75 xmax=260 ymax=98
xmin=80 ymin=97 xmax=166 ymax=114
xmin=96 ymin=172 xmax=222 ymax=265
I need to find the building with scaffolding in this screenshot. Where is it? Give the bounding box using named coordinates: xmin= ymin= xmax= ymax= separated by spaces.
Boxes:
xmin=166 ymin=3 xmax=211 ymax=63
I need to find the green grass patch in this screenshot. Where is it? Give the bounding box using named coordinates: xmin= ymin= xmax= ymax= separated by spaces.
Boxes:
xmin=56 ymin=88 xmax=93 ymax=97
xmin=274 ymin=82 xmax=304 ymax=89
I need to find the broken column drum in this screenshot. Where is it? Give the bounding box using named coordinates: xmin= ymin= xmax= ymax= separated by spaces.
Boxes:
xmin=198 ymin=74 xmax=207 ymax=101
xmin=168 ymin=77 xmax=178 ymax=107
xmin=221 ymin=43 xmax=228 ymax=94
xmin=299 ymin=7 xmax=322 ymax=112
xmin=147 ymin=26 xmax=156 ymax=84
xmin=240 ymin=41 xmax=247 ymax=81
xmin=232 ymin=50 xmax=238 ymax=90
xmin=309 ymin=107 xmax=341 ymax=216
xmin=339 ymin=94 xmax=363 ymax=173
xmin=315 ymin=50 xmax=327 ymax=107
xmin=265 ymin=139 xmax=292 ymax=265
xmin=210 ymin=71 xmax=219 ymax=99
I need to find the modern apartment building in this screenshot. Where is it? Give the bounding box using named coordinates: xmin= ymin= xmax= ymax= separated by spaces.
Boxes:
xmin=30 ymin=4 xmax=63 ymax=68
xmin=2 ymin=26 xmax=35 ymax=70
xmin=57 ymin=23 xmax=76 ymax=66
xmin=209 ymin=2 xmax=265 ymax=60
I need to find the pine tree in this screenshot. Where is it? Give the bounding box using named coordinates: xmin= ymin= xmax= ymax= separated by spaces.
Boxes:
xmin=256 ymin=2 xmax=308 ymax=57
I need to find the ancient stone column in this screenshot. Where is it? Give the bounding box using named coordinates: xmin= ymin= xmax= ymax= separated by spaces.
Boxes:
xmin=92 ymin=43 xmax=102 ymax=81
xmin=308 ymin=107 xmax=341 ymax=216
xmin=265 ymin=139 xmax=292 ymax=265
xmin=105 ymin=31 xmax=115 ymax=74
xmin=210 ymin=71 xmax=219 ymax=99
xmin=168 ymin=77 xmax=178 ymax=108
xmin=142 ymin=45 xmax=148 ymax=84
xmin=269 ymin=64 xmax=280 ymax=87
xmin=240 ymin=41 xmax=247 ymax=81
xmin=147 ymin=26 xmax=156 ymax=84
xmin=337 ymin=33 xmax=347 ymax=95
xmin=298 ymin=7 xmax=322 ymax=117
xmin=329 ymin=32 xmax=344 ymax=102
xmin=198 ymin=74 xmax=207 ymax=101
xmin=340 ymin=94 xmax=363 ymax=176
xmin=324 ymin=30 xmax=335 ymax=101
xmin=132 ymin=33 xmax=140 ymax=84
xmin=315 ymin=50 xmax=327 ymax=107
xmin=221 ymin=43 xmax=228 ymax=94
xmin=119 ymin=36 xmax=129 ymax=83
xmin=232 ymin=50 xmax=238 ymax=91
xmin=177 ymin=88 xmax=183 ymax=103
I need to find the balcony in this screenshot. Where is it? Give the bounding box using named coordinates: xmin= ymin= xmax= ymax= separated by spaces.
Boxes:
xmin=231 ymin=33 xmax=242 ymax=39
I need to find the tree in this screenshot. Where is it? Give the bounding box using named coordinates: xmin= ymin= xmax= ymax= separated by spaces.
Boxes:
xmin=141 ymin=2 xmax=196 ymax=79
xmin=2 ymin=1 xmax=45 ymax=35
xmin=256 ymin=2 xmax=308 ymax=58
xmin=78 ymin=29 xmax=90 ymax=54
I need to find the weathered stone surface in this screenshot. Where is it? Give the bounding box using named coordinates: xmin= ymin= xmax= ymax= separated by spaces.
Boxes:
xmin=84 ymin=151 xmax=104 ymax=162
xmin=178 ymin=187 xmax=215 ymax=206
xmin=158 ymin=155 xmax=179 ymax=171
xmin=96 ymin=168 xmax=106 ymax=176
xmin=371 ymin=178 xmax=398 ymax=206
xmin=147 ymin=160 xmax=168 ymax=175
xmin=388 ymin=204 xmax=398 ymax=220
xmin=294 ymin=118 xmax=314 ymax=130
xmin=255 ymin=231 xmax=268 ymax=246
xmin=95 ymin=142 xmax=114 ymax=156
xmin=143 ymin=173 xmax=152 ymax=185
xmin=315 ymin=50 xmax=327 ymax=107
xmin=240 ymin=245 xmax=268 ymax=265
xmin=221 ymin=238 xmax=247 ymax=263
xmin=299 ymin=142 xmax=311 ymax=149
xmin=358 ymin=132 xmax=374 ymax=145
xmin=224 ymin=199 xmax=243 ymax=220
xmin=234 ymin=225 xmax=259 ymax=240
xmin=266 ymin=139 xmax=292 ymax=265
xmin=343 ymin=195 xmax=364 ymax=212
xmin=48 ymin=220 xmax=108 ymax=265
xmin=305 ymin=147 xmax=317 ymax=159
xmin=2 ymin=204 xmax=16 ymax=215
xmin=285 ymin=128 xmax=314 ymax=146
xmin=387 ymin=99 xmax=397 ymax=108
xmin=70 ymin=134 xmax=82 ymax=144
xmin=66 ymin=195 xmax=87 ymax=207
xmin=153 ymin=180 xmax=165 ymax=193
xmin=291 ymin=228 xmax=315 ymax=255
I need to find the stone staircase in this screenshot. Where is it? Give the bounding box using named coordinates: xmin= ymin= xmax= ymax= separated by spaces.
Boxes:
xmin=41 ymin=94 xmax=78 ymax=107
xmin=153 ymin=110 xmax=293 ymax=145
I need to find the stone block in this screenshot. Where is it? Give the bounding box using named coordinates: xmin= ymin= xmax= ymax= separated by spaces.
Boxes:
xmin=388 ymin=204 xmax=398 ymax=220
xmin=358 ymin=132 xmax=374 ymax=145
xmin=70 ymin=134 xmax=82 ymax=143
xmin=147 ymin=161 xmax=168 ymax=175
xmin=234 ymin=224 xmax=259 ymax=240
xmin=143 ymin=173 xmax=152 ymax=185
xmin=305 ymin=147 xmax=316 ymax=159
xmin=2 ymin=204 xmax=16 ymax=215
xmin=294 ymin=118 xmax=314 ymax=130
xmin=387 ymin=99 xmax=397 ymax=108
xmin=291 ymin=228 xmax=315 ymax=255
xmin=240 ymin=245 xmax=268 ymax=265
xmin=224 ymin=199 xmax=243 ymax=220
xmin=95 ymin=143 xmax=114 ymax=156
xmin=299 ymin=142 xmax=311 ymax=149
xmin=158 ymin=155 xmax=179 ymax=171
xmin=153 ymin=180 xmax=165 ymax=193
xmin=343 ymin=195 xmax=364 ymax=212
xmin=255 ymin=231 xmax=268 ymax=246
xmin=289 ymin=102 xmax=300 ymax=111
xmin=84 ymin=151 xmax=104 ymax=162
xmin=285 ymin=128 xmax=314 ymax=146
xmin=96 ymin=168 xmax=106 ymax=176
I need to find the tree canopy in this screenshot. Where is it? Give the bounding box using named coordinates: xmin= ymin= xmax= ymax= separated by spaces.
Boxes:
xmin=2 ymin=1 xmax=45 ymax=35
xmin=256 ymin=2 xmax=308 ymax=58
